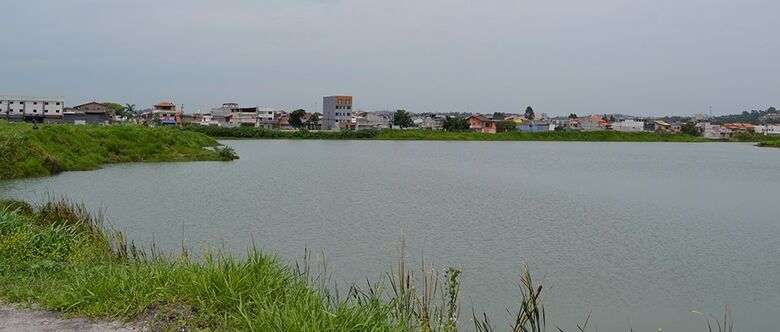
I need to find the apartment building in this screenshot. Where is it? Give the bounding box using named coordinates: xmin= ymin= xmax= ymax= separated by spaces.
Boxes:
xmin=322 ymin=96 xmax=353 ymax=130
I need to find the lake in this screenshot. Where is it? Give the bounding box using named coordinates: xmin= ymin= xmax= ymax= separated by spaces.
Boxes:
xmin=2 ymin=140 xmax=779 ymax=330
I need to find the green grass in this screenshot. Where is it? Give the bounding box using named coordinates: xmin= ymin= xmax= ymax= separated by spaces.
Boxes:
xmin=0 ymin=199 xmax=397 ymax=331
xmin=183 ymin=126 xmax=711 ymax=142
xmin=0 ymin=122 xmax=238 ymax=180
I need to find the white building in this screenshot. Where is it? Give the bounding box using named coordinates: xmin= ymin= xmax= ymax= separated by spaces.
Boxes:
xmin=611 ymin=119 xmax=645 ymax=132
xmin=322 ymin=96 xmax=353 ymax=130
xmin=754 ymin=124 xmax=780 ymax=136
xmin=256 ymin=108 xmax=276 ymax=129
xmin=0 ymin=96 xmax=64 ymax=121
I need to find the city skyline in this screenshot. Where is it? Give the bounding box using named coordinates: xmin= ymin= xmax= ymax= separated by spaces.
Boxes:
xmin=1 ymin=0 xmax=778 ymax=116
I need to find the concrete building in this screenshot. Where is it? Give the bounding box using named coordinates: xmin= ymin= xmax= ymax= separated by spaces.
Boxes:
xmin=611 ymin=119 xmax=645 ymax=132
xmin=0 ymin=96 xmax=64 ymax=122
xmin=256 ymin=108 xmax=276 ymax=129
xmin=322 ymin=96 xmax=353 ymax=130
xmin=141 ymin=102 xmax=181 ymax=125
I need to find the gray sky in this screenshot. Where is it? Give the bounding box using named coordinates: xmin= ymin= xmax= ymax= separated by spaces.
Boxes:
xmin=1 ymin=0 xmax=777 ymax=116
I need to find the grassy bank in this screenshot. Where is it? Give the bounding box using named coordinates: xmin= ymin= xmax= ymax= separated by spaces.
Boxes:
xmin=0 ymin=122 xmax=237 ymax=180
xmin=183 ymin=126 xmax=710 ymax=142
xmin=0 ymin=199 xmax=734 ymax=331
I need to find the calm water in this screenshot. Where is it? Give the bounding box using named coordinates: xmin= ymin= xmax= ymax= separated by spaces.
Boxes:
xmin=2 ymin=140 xmax=779 ymax=330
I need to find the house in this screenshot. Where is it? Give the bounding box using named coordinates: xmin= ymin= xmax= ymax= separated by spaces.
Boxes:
xmin=141 ymin=102 xmax=181 ymax=126
xmin=466 ymin=115 xmax=496 ymax=134
xmin=420 ymin=114 xmax=445 ymax=130
xmin=722 ymin=123 xmax=755 ymax=137
xmin=516 ymin=121 xmax=554 ymax=133
xmin=654 ymin=120 xmax=672 ymax=132
xmin=578 ymin=114 xmax=609 ymax=131
xmin=697 ymin=122 xmax=724 ymax=139
xmin=611 ymin=119 xmax=645 ymax=132
xmin=670 ymin=122 xmax=683 ymax=133
xmin=62 ymin=102 xmax=114 ymax=125
xmin=549 ymin=117 xmax=577 ymax=130
xmin=354 ymin=112 xmax=391 ymax=130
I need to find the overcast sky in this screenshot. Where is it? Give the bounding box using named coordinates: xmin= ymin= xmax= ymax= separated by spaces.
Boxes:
xmin=1 ymin=0 xmax=777 ymax=116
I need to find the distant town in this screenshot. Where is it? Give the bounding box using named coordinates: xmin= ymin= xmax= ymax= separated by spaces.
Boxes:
xmin=1 ymin=95 xmax=778 ymax=138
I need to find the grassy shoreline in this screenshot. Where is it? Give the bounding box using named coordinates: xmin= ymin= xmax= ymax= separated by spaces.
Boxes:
xmin=0 ymin=199 xmax=734 ymax=331
xmin=184 ymin=126 xmax=712 ymax=142
xmin=0 ymin=122 xmax=237 ymax=180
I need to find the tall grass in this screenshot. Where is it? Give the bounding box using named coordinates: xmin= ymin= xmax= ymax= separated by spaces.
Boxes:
xmin=0 ymin=122 xmax=237 ymax=180
xmin=0 ymin=200 xmax=737 ymax=331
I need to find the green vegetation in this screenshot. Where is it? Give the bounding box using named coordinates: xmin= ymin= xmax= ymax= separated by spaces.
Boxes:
xmin=0 ymin=200 xmax=735 ymax=331
xmin=0 ymin=122 xmax=237 ymax=180
xmin=393 ymin=110 xmax=414 ymax=128
xmin=185 ymin=126 xmax=711 ymax=142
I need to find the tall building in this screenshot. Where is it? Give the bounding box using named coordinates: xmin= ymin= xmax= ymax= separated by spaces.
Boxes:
xmin=0 ymin=96 xmax=64 ymax=122
xmin=322 ymin=96 xmax=353 ymax=130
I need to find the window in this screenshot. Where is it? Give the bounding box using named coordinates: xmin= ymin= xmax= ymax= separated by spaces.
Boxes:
xmin=45 ymin=102 xmax=49 ymax=105
xmin=33 ymin=102 xmax=37 ymax=105
xmin=56 ymin=110 xmax=60 ymax=113
xmin=56 ymin=102 xmax=60 ymax=105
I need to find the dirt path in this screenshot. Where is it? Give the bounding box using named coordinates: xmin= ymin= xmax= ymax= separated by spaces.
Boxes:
xmin=0 ymin=304 xmax=145 ymax=332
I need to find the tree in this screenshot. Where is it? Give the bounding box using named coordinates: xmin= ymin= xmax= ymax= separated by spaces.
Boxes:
xmin=524 ymin=106 xmax=535 ymax=120
xmin=123 ymin=104 xmax=137 ymax=117
xmin=492 ymin=112 xmax=506 ymax=120
xmin=443 ymin=116 xmax=469 ymax=131
xmin=495 ymin=121 xmax=516 ymax=133
xmin=568 ymin=113 xmax=578 ymax=119
xmin=289 ymin=109 xmax=306 ymax=129
xmin=102 ymin=102 xmax=125 ymax=116
xmin=681 ymin=122 xmax=699 ymax=136
xmin=393 ymin=109 xmax=414 ymax=128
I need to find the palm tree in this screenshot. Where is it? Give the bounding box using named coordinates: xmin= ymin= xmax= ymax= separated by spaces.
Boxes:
xmin=124 ymin=104 xmax=136 ymax=118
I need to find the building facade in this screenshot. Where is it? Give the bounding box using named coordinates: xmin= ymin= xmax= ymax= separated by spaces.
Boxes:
xmin=322 ymin=96 xmax=353 ymax=130
xmin=0 ymin=96 xmax=64 ymax=122
xmin=611 ymin=119 xmax=645 ymax=132
xmin=141 ymin=102 xmax=181 ymax=125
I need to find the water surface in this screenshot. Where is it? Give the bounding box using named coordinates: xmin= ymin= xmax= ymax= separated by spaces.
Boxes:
xmin=2 ymin=140 xmax=779 ymax=330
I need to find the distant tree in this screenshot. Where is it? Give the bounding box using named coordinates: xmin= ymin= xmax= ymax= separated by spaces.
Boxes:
xmin=102 ymin=102 xmax=125 ymax=116
xmin=492 ymin=112 xmax=506 ymax=120
xmin=289 ymin=109 xmax=306 ymax=129
xmin=568 ymin=113 xmax=578 ymax=119
xmin=524 ymin=106 xmax=535 ymax=120
xmin=608 ymin=115 xmax=616 ymax=123
xmin=495 ymin=121 xmax=517 ymax=133
xmin=123 ymin=104 xmax=137 ymax=117
xmin=393 ymin=109 xmax=414 ymax=128
xmin=681 ymin=122 xmax=699 ymax=136
xmin=443 ymin=116 xmax=469 ymax=131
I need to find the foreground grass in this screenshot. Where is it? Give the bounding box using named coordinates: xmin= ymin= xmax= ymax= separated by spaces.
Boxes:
xmin=0 ymin=199 xmax=736 ymax=331
xmin=183 ymin=126 xmax=711 ymax=142
xmin=0 ymin=122 xmax=237 ymax=180
xmin=0 ymin=200 xmax=396 ymax=331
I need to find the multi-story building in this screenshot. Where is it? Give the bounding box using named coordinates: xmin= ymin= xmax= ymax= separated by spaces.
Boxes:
xmin=0 ymin=96 xmax=64 ymax=122
xmin=141 ymin=102 xmax=181 ymax=125
xmin=256 ymin=108 xmax=276 ymax=129
xmin=322 ymin=96 xmax=353 ymax=130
